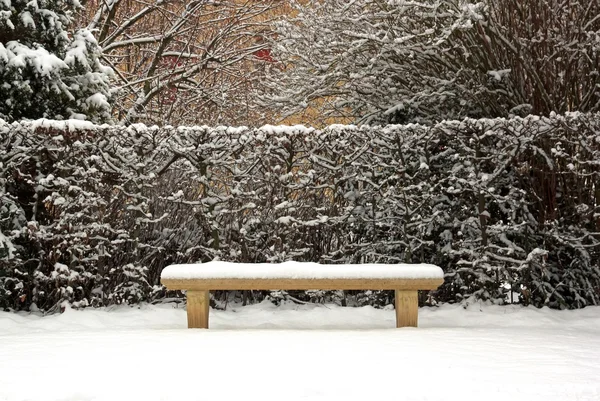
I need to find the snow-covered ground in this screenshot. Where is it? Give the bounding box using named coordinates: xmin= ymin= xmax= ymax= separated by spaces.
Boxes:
xmin=1 ymin=302 xmax=599 ymax=401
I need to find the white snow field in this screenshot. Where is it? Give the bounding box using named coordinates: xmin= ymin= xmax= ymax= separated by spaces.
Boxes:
xmin=1 ymin=302 xmax=599 ymax=401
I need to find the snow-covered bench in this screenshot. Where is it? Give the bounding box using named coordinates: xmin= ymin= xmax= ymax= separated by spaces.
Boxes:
xmin=161 ymin=261 xmax=444 ymax=329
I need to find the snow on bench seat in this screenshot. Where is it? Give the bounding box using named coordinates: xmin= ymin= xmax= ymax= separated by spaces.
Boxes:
xmin=161 ymin=262 xmax=444 ymax=329
xmin=162 ymin=261 xmax=443 ymax=281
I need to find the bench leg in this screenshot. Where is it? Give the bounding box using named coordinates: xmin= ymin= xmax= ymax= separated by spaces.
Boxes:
xmin=395 ymin=290 xmax=418 ymax=328
xmin=186 ymin=290 xmax=210 ymax=329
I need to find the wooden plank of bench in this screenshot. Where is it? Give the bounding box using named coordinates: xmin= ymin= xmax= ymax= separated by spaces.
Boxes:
xmin=161 ymin=278 xmax=443 ymax=291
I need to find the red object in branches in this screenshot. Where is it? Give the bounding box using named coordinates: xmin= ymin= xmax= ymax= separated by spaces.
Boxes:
xmin=162 ymin=56 xmax=183 ymax=68
xmin=162 ymin=86 xmax=178 ymax=105
xmin=254 ymin=48 xmax=275 ymax=62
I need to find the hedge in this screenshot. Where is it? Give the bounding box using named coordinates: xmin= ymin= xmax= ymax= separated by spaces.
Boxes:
xmin=1 ymin=113 xmax=600 ymax=311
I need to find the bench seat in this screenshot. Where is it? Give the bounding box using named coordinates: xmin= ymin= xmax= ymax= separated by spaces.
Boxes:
xmin=161 ymin=261 xmax=444 ymax=329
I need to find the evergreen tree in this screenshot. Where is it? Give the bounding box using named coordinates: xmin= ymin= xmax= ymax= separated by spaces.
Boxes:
xmin=0 ymin=0 xmax=113 ymax=123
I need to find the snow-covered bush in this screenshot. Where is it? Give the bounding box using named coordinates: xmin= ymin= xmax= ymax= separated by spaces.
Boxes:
xmin=1 ymin=114 xmax=600 ymax=312
xmin=0 ymin=0 xmax=112 ymax=123
xmin=263 ymin=0 xmax=599 ymax=125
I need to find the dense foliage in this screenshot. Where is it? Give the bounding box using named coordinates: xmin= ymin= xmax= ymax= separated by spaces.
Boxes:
xmin=77 ymin=0 xmax=283 ymax=126
xmin=2 ymin=113 xmax=600 ymax=312
xmin=0 ymin=0 xmax=112 ymax=123
xmin=265 ymin=0 xmax=600 ymax=125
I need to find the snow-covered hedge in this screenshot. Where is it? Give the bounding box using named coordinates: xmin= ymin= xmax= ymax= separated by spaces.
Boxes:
xmin=2 ymin=114 xmax=600 ymax=311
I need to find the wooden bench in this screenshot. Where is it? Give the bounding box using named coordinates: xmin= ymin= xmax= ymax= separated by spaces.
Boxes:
xmin=161 ymin=261 xmax=444 ymax=329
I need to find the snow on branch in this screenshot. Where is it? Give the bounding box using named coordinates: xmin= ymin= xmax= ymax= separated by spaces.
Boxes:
xmin=1 ymin=112 xmax=600 ymax=311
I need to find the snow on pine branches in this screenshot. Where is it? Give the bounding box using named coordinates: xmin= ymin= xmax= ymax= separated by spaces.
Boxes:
xmin=0 ymin=0 xmax=113 ymax=123
xmin=1 ymin=114 xmax=600 ymax=312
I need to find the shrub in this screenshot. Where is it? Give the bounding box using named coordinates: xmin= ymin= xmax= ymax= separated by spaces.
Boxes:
xmin=1 ymin=114 xmax=600 ymax=311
